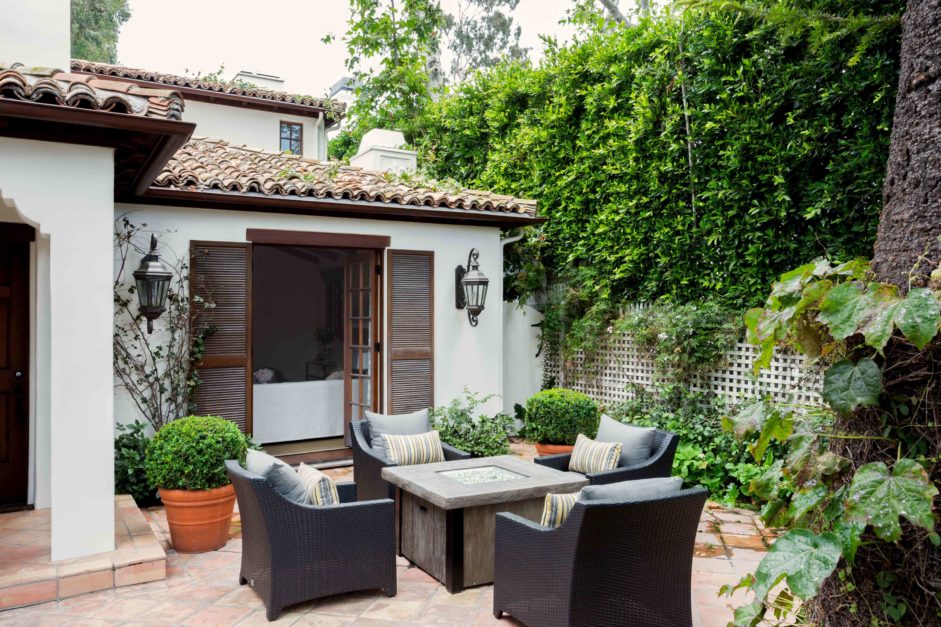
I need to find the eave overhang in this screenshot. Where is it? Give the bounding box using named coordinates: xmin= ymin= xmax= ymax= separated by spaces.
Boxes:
xmin=0 ymin=99 xmax=195 ymax=199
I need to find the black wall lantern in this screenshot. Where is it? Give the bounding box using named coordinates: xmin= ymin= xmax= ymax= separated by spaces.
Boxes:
xmin=133 ymin=235 xmax=172 ymax=334
xmin=455 ymin=248 xmax=489 ymax=327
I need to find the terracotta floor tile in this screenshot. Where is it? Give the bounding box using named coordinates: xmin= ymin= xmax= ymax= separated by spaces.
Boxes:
xmin=718 ymin=522 xmax=759 ymax=536
xmin=312 ymin=591 xmax=382 ymax=617
xmin=236 ymin=607 xmax=306 ymax=625
xmin=429 ymin=586 xmax=483 ymax=606
xmin=181 ymin=604 xmax=254 ymax=626
xmin=722 ymin=533 xmax=768 ymax=550
xmin=88 ymin=598 xmax=155 ymax=621
xmin=359 ymin=599 xmax=423 ymax=622
xmin=292 ymin=613 xmax=352 ymax=626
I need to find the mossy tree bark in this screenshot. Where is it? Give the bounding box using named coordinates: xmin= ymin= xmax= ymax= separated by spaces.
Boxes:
xmin=871 ymin=0 xmax=941 ymax=290
xmin=815 ymin=3 xmax=941 ymax=623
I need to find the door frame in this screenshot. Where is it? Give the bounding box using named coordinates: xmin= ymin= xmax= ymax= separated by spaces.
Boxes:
xmin=0 ymin=223 xmax=34 ymax=508
xmin=245 ymin=229 xmax=389 ymax=445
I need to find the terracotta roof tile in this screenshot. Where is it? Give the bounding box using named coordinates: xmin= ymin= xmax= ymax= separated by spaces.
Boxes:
xmin=153 ymin=138 xmax=538 ymax=217
xmin=71 ymin=60 xmax=344 ymax=115
xmin=0 ymin=62 xmax=184 ymax=120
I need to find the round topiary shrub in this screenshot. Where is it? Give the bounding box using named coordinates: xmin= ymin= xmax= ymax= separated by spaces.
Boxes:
xmin=145 ymin=415 xmax=247 ymax=491
xmin=524 ymin=388 xmax=599 ymax=445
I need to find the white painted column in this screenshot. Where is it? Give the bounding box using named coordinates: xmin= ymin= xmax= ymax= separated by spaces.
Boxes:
xmin=0 ymin=138 xmax=115 ymax=560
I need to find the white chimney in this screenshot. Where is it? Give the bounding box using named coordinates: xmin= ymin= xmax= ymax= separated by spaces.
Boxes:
xmin=0 ymin=0 xmax=70 ymax=69
xmin=232 ymin=70 xmax=285 ymax=91
xmin=349 ymin=129 xmax=417 ymax=174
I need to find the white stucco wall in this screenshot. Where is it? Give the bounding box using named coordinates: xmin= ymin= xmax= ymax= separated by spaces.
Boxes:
xmin=503 ymin=303 xmax=544 ymax=413
xmin=183 ymin=101 xmax=326 ymax=160
xmin=0 ymin=0 xmax=70 ymax=69
xmin=113 ymin=204 xmax=506 ymax=427
xmin=0 ymin=138 xmax=115 ymax=560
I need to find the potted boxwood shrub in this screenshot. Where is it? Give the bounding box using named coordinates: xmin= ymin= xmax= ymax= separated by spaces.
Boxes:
xmin=145 ymin=415 xmax=247 ymax=553
xmin=524 ymin=389 xmax=599 ymax=456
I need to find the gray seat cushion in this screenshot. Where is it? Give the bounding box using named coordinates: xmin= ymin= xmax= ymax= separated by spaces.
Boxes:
xmin=579 ymin=476 xmax=683 ymax=502
xmin=364 ymin=408 xmax=430 ymax=462
xmin=595 ymin=414 xmax=656 ymax=467
xmin=245 ymin=449 xmax=310 ymax=505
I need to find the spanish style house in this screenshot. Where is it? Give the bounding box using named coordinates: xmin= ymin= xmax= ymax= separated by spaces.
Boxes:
xmin=0 ymin=1 xmax=542 ymax=562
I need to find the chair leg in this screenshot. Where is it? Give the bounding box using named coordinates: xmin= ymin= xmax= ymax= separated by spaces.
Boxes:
xmin=493 ymin=608 xmax=502 ymax=619
xmin=265 ymin=605 xmax=281 ymax=621
xmin=239 ymin=576 xmax=248 ymax=585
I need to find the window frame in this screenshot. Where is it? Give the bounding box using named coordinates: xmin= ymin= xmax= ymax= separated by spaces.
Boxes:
xmin=279 ymin=120 xmax=304 ymax=155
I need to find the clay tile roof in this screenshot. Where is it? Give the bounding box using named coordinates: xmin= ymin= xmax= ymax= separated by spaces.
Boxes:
xmin=153 ymin=138 xmax=538 ymax=217
xmin=0 ymin=62 xmax=184 ymax=120
xmin=71 ymin=59 xmax=345 ymax=115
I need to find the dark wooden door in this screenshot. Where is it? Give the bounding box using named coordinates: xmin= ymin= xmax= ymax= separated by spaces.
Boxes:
xmin=0 ymin=225 xmax=32 ymax=506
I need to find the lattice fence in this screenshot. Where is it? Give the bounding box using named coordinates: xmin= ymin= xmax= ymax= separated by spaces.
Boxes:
xmin=543 ymin=334 xmax=823 ymax=409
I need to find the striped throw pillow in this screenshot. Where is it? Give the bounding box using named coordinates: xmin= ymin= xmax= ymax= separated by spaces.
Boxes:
xmin=569 ymin=434 xmax=622 ymax=474
xmin=296 ymin=463 xmax=339 ymax=506
xmin=382 ymin=430 xmax=446 ymax=465
xmin=540 ymin=492 xmax=579 ymax=528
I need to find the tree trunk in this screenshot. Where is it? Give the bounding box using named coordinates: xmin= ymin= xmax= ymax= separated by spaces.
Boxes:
xmin=871 ymin=0 xmax=941 ymax=290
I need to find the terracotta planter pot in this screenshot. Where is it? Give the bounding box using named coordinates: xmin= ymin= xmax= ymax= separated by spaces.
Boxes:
xmin=534 ymin=442 xmax=575 ymax=456
xmin=158 ymin=484 xmax=236 ymax=553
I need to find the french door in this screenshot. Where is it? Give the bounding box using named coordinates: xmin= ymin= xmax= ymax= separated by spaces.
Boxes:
xmin=343 ymin=252 xmax=380 ymax=444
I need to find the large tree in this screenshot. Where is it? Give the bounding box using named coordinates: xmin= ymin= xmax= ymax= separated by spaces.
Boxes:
xmin=70 ymin=0 xmax=131 ymax=63
xmin=443 ymin=0 xmax=527 ymax=83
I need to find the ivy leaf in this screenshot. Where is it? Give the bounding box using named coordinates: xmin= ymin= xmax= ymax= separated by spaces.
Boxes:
xmin=817 ymin=281 xmax=866 ymax=340
xmin=749 ymin=460 xmax=784 ymax=501
xmin=894 ymin=288 xmax=941 ymax=350
xmin=822 ymin=358 xmax=882 ymax=414
xmin=832 ymin=520 xmax=865 ymax=566
xmin=750 ymin=410 xmax=793 ymax=463
xmin=844 ymin=459 xmax=940 ymax=543
xmin=722 ymin=400 xmax=768 ymax=439
xmin=732 ymin=598 xmax=765 ymax=627
xmin=752 ymin=528 xmax=842 ymax=601
xmin=857 ymin=283 xmax=902 ymax=353
xmin=785 ymin=433 xmax=851 ymax=484
xmin=787 ymin=484 xmax=827 ymax=524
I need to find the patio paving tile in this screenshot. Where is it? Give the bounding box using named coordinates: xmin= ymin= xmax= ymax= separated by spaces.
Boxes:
xmin=0 ymin=444 xmax=775 ymax=625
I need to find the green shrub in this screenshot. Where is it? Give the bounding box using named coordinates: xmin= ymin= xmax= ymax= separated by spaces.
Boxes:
xmin=609 ymin=385 xmax=784 ymax=507
xmin=524 ymin=388 xmax=599 ymax=445
xmin=114 ymin=420 xmax=157 ymax=506
xmin=145 ymin=415 xmax=247 ymax=491
xmin=430 ymin=389 xmax=514 ymax=457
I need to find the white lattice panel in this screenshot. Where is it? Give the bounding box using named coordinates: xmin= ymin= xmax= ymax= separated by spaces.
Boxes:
xmin=544 ymin=335 xmax=822 ymax=409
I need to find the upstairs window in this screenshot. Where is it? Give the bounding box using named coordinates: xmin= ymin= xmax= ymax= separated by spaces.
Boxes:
xmin=280 ymin=121 xmax=303 ymax=155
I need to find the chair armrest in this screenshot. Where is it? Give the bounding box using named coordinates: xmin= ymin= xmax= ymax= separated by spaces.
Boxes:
xmin=337 ymin=481 xmax=357 ymax=503
xmin=442 ymin=442 xmax=472 ymax=460
xmin=586 ymin=434 xmax=678 ymax=484
xmin=534 ymin=453 xmax=571 ymax=471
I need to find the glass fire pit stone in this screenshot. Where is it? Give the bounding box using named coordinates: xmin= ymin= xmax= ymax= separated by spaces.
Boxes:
xmin=438 ymin=465 xmax=526 ymax=485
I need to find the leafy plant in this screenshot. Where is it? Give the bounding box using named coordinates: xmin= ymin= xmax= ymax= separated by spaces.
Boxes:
xmin=71 ymin=0 xmax=130 ymax=63
xmin=722 ymin=258 xmax=941 ymax=625
xmin=114 ymin=421 xmax=157 ymax=506
xmin=430 ymin=389 xmax=514 ymax=457
xmin=615 ymin=300 xmax=743 ymax=383
xmin=145 ymin=416 xmax=248 ymax=491
xmin=524 ymin=388 xmax=599 ymax=445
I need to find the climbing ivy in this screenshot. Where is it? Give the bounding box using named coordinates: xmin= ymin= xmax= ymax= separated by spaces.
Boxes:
xmin=722 ymin=258 xmax=941 ymax=625
xmin=416 ymin=0 xmax=902 ymax=310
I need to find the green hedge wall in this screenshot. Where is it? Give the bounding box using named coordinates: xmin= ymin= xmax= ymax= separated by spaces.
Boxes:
xmin=416 ymin=1 xmax=902 ymax=307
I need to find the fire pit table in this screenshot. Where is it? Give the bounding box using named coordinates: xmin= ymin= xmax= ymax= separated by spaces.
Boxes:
xmin=382 ymin=455 xmax=587 ymax=593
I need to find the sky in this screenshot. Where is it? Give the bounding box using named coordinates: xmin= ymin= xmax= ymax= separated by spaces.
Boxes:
xmin=116 ymin=0 xmax=581 ymax=99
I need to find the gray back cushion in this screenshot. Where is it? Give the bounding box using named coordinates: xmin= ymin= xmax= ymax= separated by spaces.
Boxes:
xmin=579 ymin=476 xmax=683 ymax=503
xmin=245 ymin=449 xmax=310 ymax=505
xmin=595 ymin=414 xmax=656 ymax=467
xmin=365 ymin=408 xmax=430 ymax=462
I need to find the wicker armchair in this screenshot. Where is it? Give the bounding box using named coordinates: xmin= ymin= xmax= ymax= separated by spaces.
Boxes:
xmin=534 ymin=429 xmax=678 ymax=484
xmin=225 ymin=460 xmax=396 ymax=621
xmin=350 ymin=419 xmax=471 ymax=501
xmin=493 ymin=486 xmax=708 ymax=627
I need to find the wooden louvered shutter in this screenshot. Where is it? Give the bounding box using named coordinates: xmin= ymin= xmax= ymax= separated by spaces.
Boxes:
xmin=190 ymin=242 xmax=252 ymax=433
xmin=387 ymin=250 xmax=434 ymax=413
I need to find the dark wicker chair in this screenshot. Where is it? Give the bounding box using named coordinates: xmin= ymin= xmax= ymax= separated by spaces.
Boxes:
xmin=534 ymin=428 xmax=679 ymax=484
xmin=350 ymin=419 xmax=471 ymax=501
xmin=225 ymin=460 xmax=396 ymax=621
xmin=493 ymin=486 xmax=709 ymax=627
